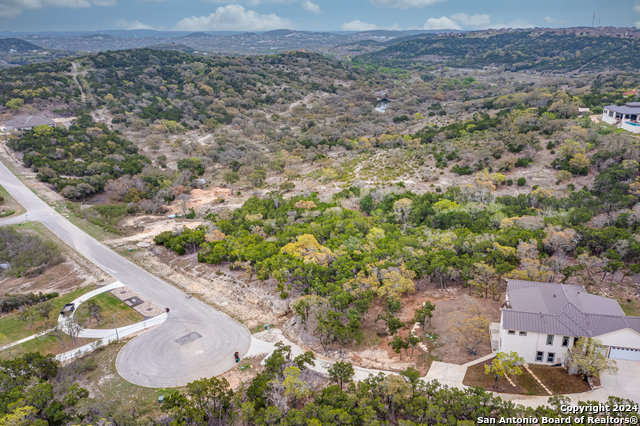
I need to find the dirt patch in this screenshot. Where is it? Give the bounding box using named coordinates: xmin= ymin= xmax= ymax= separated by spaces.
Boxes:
xmin=116 ymin=216 xmax=203 ymax=243
xmin=164 ymin=187 xmax=232 ymax=215
xmin=218 ymin=354 xmax=267 ymax=390
xmin=427 ymin=288 xmax=502 ymax=365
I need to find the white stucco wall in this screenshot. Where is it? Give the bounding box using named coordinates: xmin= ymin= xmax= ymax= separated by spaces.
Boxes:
xmin=621 ymin=121 xmax=640 ymax=134
xmin=602 ymin=110 xmax=618 ymax=125
xmin=499 ymin=312 xmax=574 ymax=364
xmin=595 ymin=328 xmax=640 ymax=350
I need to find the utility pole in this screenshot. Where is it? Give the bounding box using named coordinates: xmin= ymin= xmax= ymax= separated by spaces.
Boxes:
xmin=113 ymin=312 xmax=121 ymax=343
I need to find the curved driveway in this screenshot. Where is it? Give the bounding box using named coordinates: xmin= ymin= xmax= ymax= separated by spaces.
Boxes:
xmin=0 ymin=160 xmax=251 ymax=387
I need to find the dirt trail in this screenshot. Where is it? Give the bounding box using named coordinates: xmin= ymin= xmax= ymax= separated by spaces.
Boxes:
xmin=71 ymin=62 xmax=86 ymax=103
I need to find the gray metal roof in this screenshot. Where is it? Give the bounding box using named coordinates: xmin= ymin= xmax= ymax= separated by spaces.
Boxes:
xmin=503 ymin=280 xmax=640 ymax=337
xmin=4 ymin=115 xmax=55 ymax=129
xmin=604 ymin=103 xmax=640 ymax=115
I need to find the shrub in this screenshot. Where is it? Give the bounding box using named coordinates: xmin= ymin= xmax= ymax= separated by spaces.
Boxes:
xmin=514 ymin=158 xmax=532 ymax=168
xmin=0 ymin=228 xmax=64 ymax=278
xmin=451 ymin=164 xmax=473 ymax=175
xmin=517 ymin=177 xmax=526 ymax=186
xmin=506 ymin=179 xmax=513 ymax=186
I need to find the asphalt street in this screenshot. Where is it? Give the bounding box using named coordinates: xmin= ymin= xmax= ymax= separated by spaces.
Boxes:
xmin=0 ymin=159 xmax=251 ymax=387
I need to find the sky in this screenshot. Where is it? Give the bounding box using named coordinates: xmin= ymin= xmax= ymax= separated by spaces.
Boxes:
xmin=0 ymin=0 xmax=638 ymax=33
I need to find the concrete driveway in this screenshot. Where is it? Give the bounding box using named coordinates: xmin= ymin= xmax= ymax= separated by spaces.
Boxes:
xmin=0 ymin=159 xmax=251 ymax=388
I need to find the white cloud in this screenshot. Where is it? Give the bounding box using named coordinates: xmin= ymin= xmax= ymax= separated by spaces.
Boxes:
xmin=301 ymin=0 xmax=320 ymax=14
xmin=422 ymin=16 xmax=461 ymax=30
xmin=450 ymin=12 xmax=490 ymax=28
xmin=91 ymin=0 xmax=116 ymax=5
xmin=544 ymin=16 xmax=556 ymax=23
xmin=116 ymin=19 xmax=153 ymax=30
xmin=341 ymin=20 xmax=378 ymax=31
xmin=174 ymin=4 xmax=292 ymax=31
xmin=369 ymin=0 xmax=446 ymax=8
xmin=634 ymin=3 xmax=640 ymax=13
xmin=636 ymin=21 xmax=640 ymax=28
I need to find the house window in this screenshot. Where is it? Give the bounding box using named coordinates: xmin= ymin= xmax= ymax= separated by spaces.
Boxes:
xmin=519 ymin=331 xmax=527 ymax=336
xmin=546 ymin=334 xmax=554 ymax=345
xmin=562 ymin=336 xmax=570 ymax=347
xmin=609 ymin=111 xmax=614 ymax=117
xmin=536 ymin=351 xmax=544 ymax=362
xmin=547 ymin=352 xmax=555 ymax=363
xmin=508 ymin=330 xmax=516 ymax=335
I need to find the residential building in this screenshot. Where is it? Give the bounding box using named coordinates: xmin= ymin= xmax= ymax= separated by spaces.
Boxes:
xmin=497 ymin=280 xmax=640 ymax=364
xmin=3 ymin=115 xmax=56 ymax=132
xmin=602 ymin=102 xmax=640 ymax=133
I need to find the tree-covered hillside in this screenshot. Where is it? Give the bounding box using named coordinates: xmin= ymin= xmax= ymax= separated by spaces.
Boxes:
xmin=360 ymin=33 xmax=640 ymax=72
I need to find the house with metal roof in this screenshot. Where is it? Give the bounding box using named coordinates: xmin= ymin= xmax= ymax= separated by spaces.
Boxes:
xmin=602 ymin=102 xmax=640 ymax=134
xmin=2 ymin=115 xmax=56 ymax=132
xmin=497 ymin=280 xmax=640 ymax=364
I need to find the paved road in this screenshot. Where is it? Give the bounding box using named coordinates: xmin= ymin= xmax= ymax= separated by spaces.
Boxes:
xmin=0 ymin=159 xmax=251 ymax=387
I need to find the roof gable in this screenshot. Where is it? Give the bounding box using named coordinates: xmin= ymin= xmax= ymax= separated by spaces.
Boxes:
xmin=504 ymin=280 xmax=639 ymax=337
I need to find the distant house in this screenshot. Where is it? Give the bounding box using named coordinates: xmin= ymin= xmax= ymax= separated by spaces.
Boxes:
xmin=497 ymin=280 xmax=640 ymax=364
xmin=3 ymin=115 xmax=56 ymax=132
xmin=623 ymin=90 xmax=638 ymax=98
xmin=602 ymin=102 xmax=640 ymax=134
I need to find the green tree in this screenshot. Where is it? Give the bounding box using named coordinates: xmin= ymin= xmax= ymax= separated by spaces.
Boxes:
xmin=412 ymin=301 xmax=435 ymax=330
xmin=34 ymin=301 xmax=53 ymax=321
xmin=177 ymin=157 xmax=205 ymax=176
xmin=569 ymin=337 xmax=618 ymax=379
xmin=390 ymin=335 xmax=410 ymax=360
xmin=406 ymin=334 xmax=423 ymax=359
xmin=5 ymin=98 xmax=24 ymax=110
xmin=282 ymin=366 xmax=310 ymax=408
xmin=484 ymin=351 xmax=524 ymax=388
xmin=223 ymin=171 xmax=240 ymax=189
xmin=327 ymin=361 xmax=355 ymax=390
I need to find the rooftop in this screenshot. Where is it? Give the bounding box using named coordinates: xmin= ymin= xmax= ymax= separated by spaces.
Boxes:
xmin=604 ymin=102 xmax=640 ymax=115
xmin=503 ymin=280 xmax=640 ymax=338
xmin=3 ymin=115 xmax=55 ymax=130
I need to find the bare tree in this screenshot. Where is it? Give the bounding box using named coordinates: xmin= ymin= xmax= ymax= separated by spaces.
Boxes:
xmin=17 ymin=306 xmax=36 ymax=329
xmin=62 ymin=317 xmax=85 ymax=346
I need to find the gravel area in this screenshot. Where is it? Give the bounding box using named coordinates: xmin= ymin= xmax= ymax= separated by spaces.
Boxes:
xmin=110 ymin=287 xmax=165 ymax=318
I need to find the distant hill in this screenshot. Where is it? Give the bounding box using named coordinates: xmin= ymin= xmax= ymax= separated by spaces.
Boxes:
xmin=0 ymin=38 xmax=42 ymax=52
xmin=183 ymin=32 xmax=213 ymax=39
xmin=359 ymin=32 xmax=640 ymax=73
xmin=262 ymin=29 xmax=297 ymax=37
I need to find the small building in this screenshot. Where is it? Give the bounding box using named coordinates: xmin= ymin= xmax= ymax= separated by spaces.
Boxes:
xmin=623 ymin=90 xmax=638 ymax=98
xmin=498 ymin=280 xmax=640 ymax=364
xmin=602 ymin=102 xmax=640 ymax=127
xmin=3 ymin=115 xmax=56 ymax=132
xmin=60 ymin=303 xmax=75 ymax=316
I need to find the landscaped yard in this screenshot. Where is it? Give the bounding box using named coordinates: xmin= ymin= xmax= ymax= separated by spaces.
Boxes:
xmin=0 ymin=286 xmax=96 ymax=345
xmin=78 ymin=292 xmax=143 ymax=329
xmin=527 ymin=365 xmax=592 ymax=394
xmin=464 ymin=360 xmax=546 ymax=395
xmin=464 ymin=360 xmax=593 ymax=395
xmin=3 ymin=333 xmax=97 ymax=357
